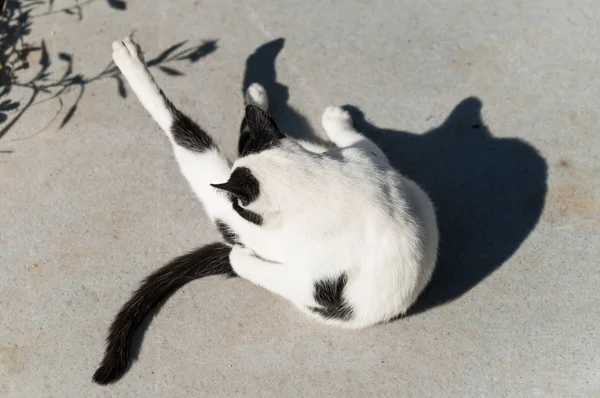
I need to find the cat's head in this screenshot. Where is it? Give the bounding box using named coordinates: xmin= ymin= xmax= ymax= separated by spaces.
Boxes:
xmin=211 ymin=105 xmax=304 ymax=225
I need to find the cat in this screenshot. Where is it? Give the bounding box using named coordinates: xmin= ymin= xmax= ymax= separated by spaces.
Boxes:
xmin=93 ymin=36 xmax=439 ymax=385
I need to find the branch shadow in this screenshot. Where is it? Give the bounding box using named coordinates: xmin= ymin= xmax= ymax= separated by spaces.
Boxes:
xmin=0 ymin=0 xmax=218 ymax=146
xmin=342 ymin=101 xmax=548 ymax=314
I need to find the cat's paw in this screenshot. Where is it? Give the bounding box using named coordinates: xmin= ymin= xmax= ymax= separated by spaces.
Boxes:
xmin=112 ymin=36 xmax=145 ymax=74
xmin=229 ymin=245 xmax=253 ymax=276
xmin=322 ymin=106 xmax=353 ymax=134
xmin=245 ymin=83 xmax=269 ymax=111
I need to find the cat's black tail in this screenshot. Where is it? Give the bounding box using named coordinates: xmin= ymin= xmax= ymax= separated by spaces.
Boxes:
xmin=92 ymin=242 xmax=235 ymax=385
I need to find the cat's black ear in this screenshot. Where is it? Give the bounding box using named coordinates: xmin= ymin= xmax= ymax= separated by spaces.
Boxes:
xmin=245 ymin=104 xmax=283 ymax=137
xmin=240 ymin=105 xmax=285 ymax=156
xmin=211 ymin=167 xmax=260 ymax=206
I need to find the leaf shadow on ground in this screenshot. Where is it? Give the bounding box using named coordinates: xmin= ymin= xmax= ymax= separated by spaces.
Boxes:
xmin=0 ymin=0 xmax=217 ymax=145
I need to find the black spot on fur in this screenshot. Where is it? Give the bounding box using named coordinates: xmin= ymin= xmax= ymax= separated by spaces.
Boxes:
xmin=232 ymin=199 xmax=263 ymax=225
xmin=239 ymin=104 xmax=285 ymax=156
xmin=212 ymin=167 xmax=263 ymax=225
xmin=211 ymin=167 xmax=260 ymax=206
xmin=163 ymin=95 xmax=215 ymax=152
xmin=310 ymin=273 xmax=354 ymax=320
xmin=92 ymin=242 xmax=235 ymax=385
xmin=215 ymin=219 xmax=239 ymax=245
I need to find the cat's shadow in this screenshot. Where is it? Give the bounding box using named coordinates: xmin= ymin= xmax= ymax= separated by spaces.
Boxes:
xmin=242 ymin=38 xmax=328 ymax=146
xmin=344 ymin=101 xmax=548 ymax=314
xmin=245 ymin=38 xmax=548 ymax=314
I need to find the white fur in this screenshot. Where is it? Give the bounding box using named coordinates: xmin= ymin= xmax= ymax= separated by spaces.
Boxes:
xmin=245 ymin=82 xmax=269 ymax=111
xmin=112 ymin=37 xmax=439 ymax=329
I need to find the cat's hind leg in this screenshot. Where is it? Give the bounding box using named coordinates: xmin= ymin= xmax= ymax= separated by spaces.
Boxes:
xmin=230 ymin=245 xmax=317 ymax=307
xmin=322 ymin=106 xmax=387 ymax=161
xmin=112 ymin=37 xmax=233 ymax=220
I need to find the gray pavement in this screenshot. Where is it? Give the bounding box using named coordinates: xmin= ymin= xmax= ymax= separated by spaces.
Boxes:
xmin=1 ymin=0 xmax=599 ymax=396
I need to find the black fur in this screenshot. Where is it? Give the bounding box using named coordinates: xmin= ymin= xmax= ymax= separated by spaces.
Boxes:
xmin=92 ymin=242 xmax=235 ymax=385
xmin=215 ymin=219 xmax=239 ymax=245
xmin=211 ymin=167 xmax=263 ymax=225
xmin=163 ymin=95 xmax=215 ymax=152
xmin=239 ymin=104 xmax=285 ymax=157
xmin=310 ymin=273 xmax=354 ymax=320
xmin=232 ymin=199 xmax=263 ymax=225
xmin=211 ymin=167 xmax=260 ymax=206
xmin=238 ymin=117 xmax=251 ymax=156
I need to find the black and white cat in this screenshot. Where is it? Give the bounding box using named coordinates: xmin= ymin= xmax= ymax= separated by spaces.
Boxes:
xmin=93 ymin=37 xmax=439 ymax=384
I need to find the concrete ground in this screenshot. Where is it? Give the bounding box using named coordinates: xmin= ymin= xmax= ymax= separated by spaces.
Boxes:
xmin=1 ymin=0 xmax=599 ymax=396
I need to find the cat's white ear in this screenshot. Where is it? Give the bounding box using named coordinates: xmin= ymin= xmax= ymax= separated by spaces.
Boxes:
xmin=211 ymin=166 xmax=260 ymax=206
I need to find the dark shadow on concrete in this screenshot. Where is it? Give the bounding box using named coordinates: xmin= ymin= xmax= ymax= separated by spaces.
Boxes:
xmin=242 ymin=38 xmax=326 ymax=145
xmin=343 ymin=100 xmax=548 ymax=314
xmin=239 ymin=38 xmax=547 ymax=313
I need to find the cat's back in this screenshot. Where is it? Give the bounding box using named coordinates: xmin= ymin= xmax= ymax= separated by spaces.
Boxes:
xmin=283 ymin=150 xmax=435 ymax=257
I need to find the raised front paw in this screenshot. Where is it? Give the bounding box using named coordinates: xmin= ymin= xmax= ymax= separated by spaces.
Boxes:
xmin=112 ymin=36 xmax=145 ymax=74
xmin=322 ymin=105 xmax=353 ymax=134
xmin=245 ymin=83 xmax=269 ymax=111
